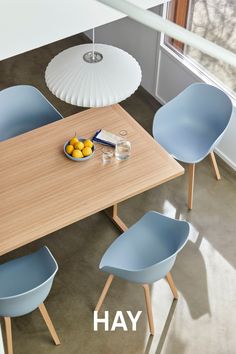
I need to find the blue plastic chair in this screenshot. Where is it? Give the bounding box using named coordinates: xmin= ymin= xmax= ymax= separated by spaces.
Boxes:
xmin=153 ymin=83 xmax=233 ymax=209
xmin=0 ymin=85 xmax=62 ymax=141
xmin=95 ymin=211 xmax=189 ymax=335
xmin=0 ymin=247 xmax=60 ymax=354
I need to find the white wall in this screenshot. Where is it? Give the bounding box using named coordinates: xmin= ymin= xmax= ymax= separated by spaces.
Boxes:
xmin=86 ymin=6 xmax=162 ymax=96
xmin=87 ymin=10 xmax=236 ymax=170
xmin=156 ymin=49 xmax=200 ymax=104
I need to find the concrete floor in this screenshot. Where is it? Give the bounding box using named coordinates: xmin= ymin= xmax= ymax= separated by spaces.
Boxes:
xmin=0 ymin=34 xmax=236 ymax=354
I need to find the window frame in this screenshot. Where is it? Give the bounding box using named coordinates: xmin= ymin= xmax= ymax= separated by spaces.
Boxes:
xmin=160 ymin=1 xmax=236 ymax=102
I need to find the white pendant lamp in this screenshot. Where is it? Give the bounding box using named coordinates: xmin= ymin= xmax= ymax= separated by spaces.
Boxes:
xmin=45 ymin=30 xmax=142 ymax=107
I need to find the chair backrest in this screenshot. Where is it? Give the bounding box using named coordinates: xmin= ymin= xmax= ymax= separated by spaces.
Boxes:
xmin=100 ymin=211 xmax=190 ymax=284
xmin=0 ymin=246 xmax=58 ymax=317
xmin=0 ymin=85 xmax=62 ymax=141
xmin=153 ymin=83 xmax=233 ymax=162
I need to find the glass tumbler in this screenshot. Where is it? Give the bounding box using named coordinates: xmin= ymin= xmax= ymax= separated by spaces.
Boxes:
xmin=102 ymin=147 xmax=113 ymax=163
xmin=115 ymin=140 xmax=131 ymax=161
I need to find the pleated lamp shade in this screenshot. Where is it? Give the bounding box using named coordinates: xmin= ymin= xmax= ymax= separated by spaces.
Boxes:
xmin=45 ymin=43 xmax=142 ymax=108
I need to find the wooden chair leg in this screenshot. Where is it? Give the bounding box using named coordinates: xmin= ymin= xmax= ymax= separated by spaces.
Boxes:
xmin=188 ymin=163 xmax=195 ymax=210
xmin=209 ymin=152 xmax=221 ymax=180
xmin=142 ymin=284 xmax=155 ymax=336
xmin=166 ymin=272 xmax=178 ymax=299
xmin=4 ymin=317 xmax=13 ymax=354
xmin=95 ymin=274 xmax=114 ymax=312
xmin=38 ymin=303 xmax=60 ymax=346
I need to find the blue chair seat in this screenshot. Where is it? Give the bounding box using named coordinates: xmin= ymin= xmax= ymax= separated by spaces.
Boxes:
xmin=96 ymin=211 xmax=189 ymax=335
xmin=0 ymin=247 xmax=60 ymax=354
xmin=153 ymin=83 xmax=233 ymax=164
xmin=100 ymin=211 xmax=189 ymax=284
xmin=152 ymin=83 xmax=233 ymax=209
xmin=156 ymin=121 xmax=220 ymax=163
xmin=0 ymin=85 xmax=62 ymax=141
xmin=0 ymin=247 xmax=58 ymax=317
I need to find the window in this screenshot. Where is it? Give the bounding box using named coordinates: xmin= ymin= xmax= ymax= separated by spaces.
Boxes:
xmin=165 ymin=0 xmax=236 ymax=97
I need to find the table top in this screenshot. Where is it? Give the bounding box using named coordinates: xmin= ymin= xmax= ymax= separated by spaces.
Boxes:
xmin=0 ymin=104 xmax=184 ymax=255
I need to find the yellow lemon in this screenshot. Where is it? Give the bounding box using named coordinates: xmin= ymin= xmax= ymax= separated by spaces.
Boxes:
xmin=72 ymin=149 xmax=83 ymax=158
xmin=74 ymin=141 xmax=84 ymax=150
xmin=70 ymin=136 xmax=79 ymax=146
xmin=66 ymin=144 xmax=74 ymax=155
xmin=84 ymin=139 xmax=93 ymax=148
xmin=82 ymin=147 xmax=92 ymax=157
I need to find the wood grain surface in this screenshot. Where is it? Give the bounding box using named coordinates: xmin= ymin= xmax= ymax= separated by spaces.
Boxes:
xmin=0 ymin=104 xmax=184 ymax=255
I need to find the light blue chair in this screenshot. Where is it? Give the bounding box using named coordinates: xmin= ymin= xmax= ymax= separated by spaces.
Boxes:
xmin=95 ymin=211 xmax=189 ymax=335
xmin=0 ymin=246 xmax=60 ymax=354
xmin=0 ymin=85 xmax=62 ymax=141
xmin=153 ymin=83 xmax=233 ymax=209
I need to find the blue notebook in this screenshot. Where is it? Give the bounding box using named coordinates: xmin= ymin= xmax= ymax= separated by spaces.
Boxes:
xmin=92 ymin=129 xmax=122 ymax=147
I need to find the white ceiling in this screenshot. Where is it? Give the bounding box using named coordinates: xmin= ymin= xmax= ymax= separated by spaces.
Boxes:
xmin=0 ymin=0 xmax=166 ymax=60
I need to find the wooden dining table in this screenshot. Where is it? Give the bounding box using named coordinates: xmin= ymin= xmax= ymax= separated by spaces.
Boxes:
xmin=0 ymin=104 xmax=184 ymax=256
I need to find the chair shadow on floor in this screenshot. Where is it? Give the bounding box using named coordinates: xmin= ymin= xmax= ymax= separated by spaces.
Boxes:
xmin=143 ymin=235 xmax=210 ymax=354
xmin=172 ymin=238 xmax=211 ymax=320
xmin=157 ymin=198 xmax=211 ymax=320
xmin=144 ymin=300 xmax=178 ymax=354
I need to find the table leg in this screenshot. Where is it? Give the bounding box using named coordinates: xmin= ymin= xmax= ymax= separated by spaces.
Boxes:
xmin=104 ymin=204 xmax=128 ymax=232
